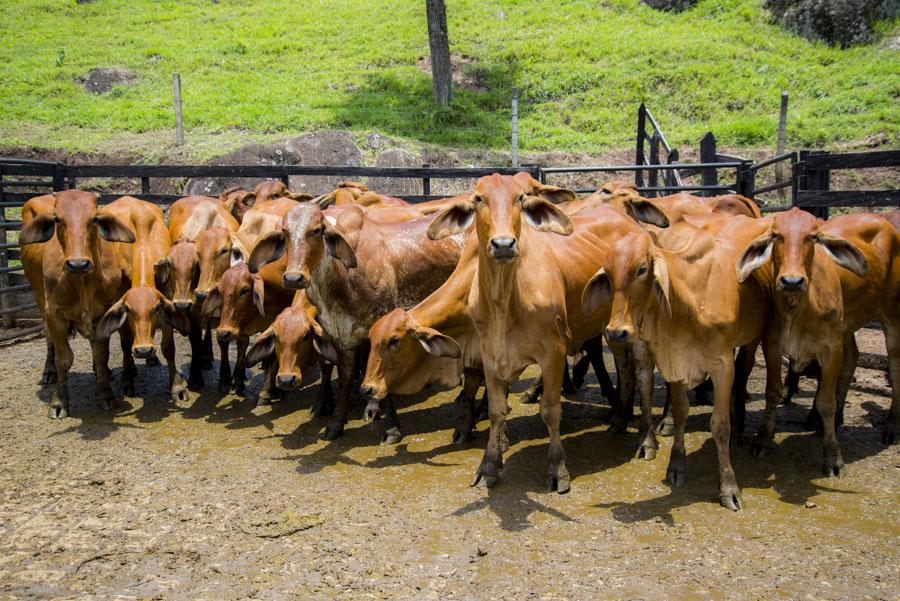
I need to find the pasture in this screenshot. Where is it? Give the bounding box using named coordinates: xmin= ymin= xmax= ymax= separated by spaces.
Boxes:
xmin=0 ymin=330 xmax=896 ymax=599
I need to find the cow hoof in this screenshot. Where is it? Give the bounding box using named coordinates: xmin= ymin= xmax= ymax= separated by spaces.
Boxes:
xmin=47 ymin=403 xmax=68 ymax=419
xmin=321 ymin=422 xmax=345 ymax=441
xmin=171 ymin=386 xmax=190 ymax=403
xmin=41 ymin=371 xmax=58 ymax=385
xmin=548 ymin=467 xmax=571 ymax=494
xmin=256 ymin=391 xmax=272 ymax=407
xmin=666 ymin=458 xmax=686 ymax=486
xmin=471 ymin=470 xmax=499 ymax=489
xmin=97 ymin=394 xmax=118 ymax=412
xmin=521 ymin=392 xmax=539 ymax=405
xmin=500 ymin=432 xmax=510 ymax=454
xmin=381 ymin=428 xmax=403 ymax=445
xmin=608 ymin=415 xmax=629 ymax=435
xmin=635 ymin=443 xmax=657 ymax=461
xmin=822 ymin=462 xmax=843 ymax=478
xmin=750 ymin=436 xmax=774 ymax=458
xmin=657 ymin=418 xmax=675 ymax=437
xmin=719 ymin=491 xmax=743 ymax=511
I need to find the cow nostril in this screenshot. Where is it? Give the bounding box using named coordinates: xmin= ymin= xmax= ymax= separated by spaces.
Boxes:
xmin=360 ymin=385 xmax=373 ymax=396
xmin=64 ymin=258 xmax=91 ymax=273
xmin=606 ymin=327 xmax=629 ymax=342
xmin=133 ymin=346 xmax=154 ymax=358
xmin=780 ymin=276 xmax=805 ymax=291
xmin=276 ymin=374 xmax=298 ymax=389
xmin=173 ymin=300 xmax=193 ymax=312
xmin=216 ymin=330 xmax=234 ymax=343
xmin=195 ymin=290 xmax=208 ymax=302
xmin=283 ymin=273 xmax=308 ymax=289
xmin=490 ymin=237 xmax=517 ymax=252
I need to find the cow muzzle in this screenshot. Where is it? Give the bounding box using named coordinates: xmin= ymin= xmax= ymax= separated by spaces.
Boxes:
xmin=778 ymin=275 xmax=807 ymax=293
xmin=275 ymin=373 xmax=300 ymax=390
xmin=133 ymin=345 xmax=156 ymax=360
xmin=606 ymin=326 xmax=631 ymax=342
xmin=282 ymin=272 xmax=309 ymax=290
xmin=173 ymin=300 xmax=193 ymax=312
xmin=64 ymin=258 xmax=92 ymax=274
xmin=216 ymin=329 xmax=236 ymax=343
xmin=488 ymin=237 xmax=518 ymax=263
xmin=194 ymin=289 xmax=209 ymax=303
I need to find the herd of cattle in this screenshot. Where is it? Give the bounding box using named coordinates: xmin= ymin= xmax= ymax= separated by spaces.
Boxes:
xmin=18 ymin=173 xmax=900 ymax=510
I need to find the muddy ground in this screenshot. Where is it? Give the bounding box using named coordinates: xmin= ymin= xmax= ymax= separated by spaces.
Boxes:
xmin=0 ymin=329 xmax=897 ymax=600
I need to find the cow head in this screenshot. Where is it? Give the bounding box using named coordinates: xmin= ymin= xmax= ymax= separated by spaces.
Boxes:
xmin=361 ymin=308 xmax=462 ymax=402
xmin=220 ymin=186 xmax=256 ymax=223
xmin=589 ymin=181 xmax=669 ymax=228
xmin=194 ymin=226 xmax=244 ymax=303
xmin=97 ymin=286 xmax=189 ymax=358
xmin=512 ymin=172 xmax=578 ymax=205
xmin=19 ymin=190 xmax=134 ymax=274
xmin=254 ymin=180 xmax=314 ymax=204
xmin=248 ymin=203 xmax=357 ymax=290
xmin=736 ymin=208 xmax=867 ymax=298
xmin=427 ymin=173 xmax=573 ymax=264
xmin=246 ymin=302 xmax=336 ymax=390
xmin=582 ymin=231 xmax=671 ymax=342
xmin=201 ymin=263 xmax=265 ymax=343
xmin=156 ymin=239 xmax=200 ymax=312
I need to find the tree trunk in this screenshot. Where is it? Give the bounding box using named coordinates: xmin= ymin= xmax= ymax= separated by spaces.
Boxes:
xmin=426 ymin=0 xmax=452 ymax=106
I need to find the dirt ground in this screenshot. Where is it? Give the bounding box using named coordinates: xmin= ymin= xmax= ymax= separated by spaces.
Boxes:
xmin=0 ymin=329 xmax=897 ymax=601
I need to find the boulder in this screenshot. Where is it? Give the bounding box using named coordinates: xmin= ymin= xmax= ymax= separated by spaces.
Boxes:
xmin=367 ymin=149 xmax=422 ymax=197
xmin=764 ymin=0 xmax=886 ymax=47
xmin=640 ymin=0 xmax=697 ymax=12
xmin=80 ymin=68 xmax=134 ymax=95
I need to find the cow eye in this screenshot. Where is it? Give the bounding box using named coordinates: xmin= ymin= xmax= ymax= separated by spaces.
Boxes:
xmin=239 ymin=287 xmax=250 ymax=295
xmin=310 ymin=228 xmax=323 ymax=237
xmin=219 ymin=247 xmax=229 ymax=256
xmin=636 ymin=265 xmax=648 ymax=277
xmin=388 ymin=336 xmax=400 ymax=349
xmin=473 ymin=195 xmax=483 ymax=205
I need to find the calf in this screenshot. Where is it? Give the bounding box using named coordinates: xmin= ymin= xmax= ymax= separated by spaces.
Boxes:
xmin=248 ymin=203 xmax=465 ymax=440
xmin=737 ymin=209 xmax=900 ymax=458
xmin=583 ymin=216 xmax=779 ymax=509
xmin=221 ymin=181 xmax=313 ymax=223
xmin=19 ymin=190 xmax=135 ymax=418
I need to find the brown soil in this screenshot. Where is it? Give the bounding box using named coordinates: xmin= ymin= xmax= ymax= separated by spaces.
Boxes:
xmin=0 ymin=328 xmax=897 ymax=599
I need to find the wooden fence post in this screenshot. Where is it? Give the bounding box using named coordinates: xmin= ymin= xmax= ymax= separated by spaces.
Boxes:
xmin=648 ymin=132 xmax=660 ymax=195
xmin=699 ymin=132 xmax=718 ymax=196
xmin=804 ymin=151 xmax=829 ymax=219
xmin=173 ymin=73 xmax=184 ymax=146
xmin=665 ymin=149 xmax=679 ymax=189
xmin=0 ymin=165 xmax=10 ymax=328
xmin=775 ymin=92 xmax=788 ymax=202
xmin=635 ymin=103 xmax=646 ymax=188
xmin=422 ymin=163 xmax=431 ymax=199
xmin=737 ymin=160 xmax=755 ymax=198
xmin=511 ymin=87 xmax=519 ymax=168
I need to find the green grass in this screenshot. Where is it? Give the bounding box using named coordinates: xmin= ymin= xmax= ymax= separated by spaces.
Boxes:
xmin=0 ymin=0 xmax=898 ymax=158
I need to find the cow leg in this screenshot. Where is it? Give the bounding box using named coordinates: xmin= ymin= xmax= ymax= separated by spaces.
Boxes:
xmin=119 ymin=324 xmax=136 ymax=397
xmin=587 ymin=336 xmax=617 ymax=405
xmin=231 ymin=336 xmax=249 ymax=396
xmin=381 ymin=396 xmax=403 ymax=444
xmin=881 ymin=318 xmax=900 ymax=444
xmin=782 ymin=361 xmax=801 ymax=405
xmin=607 ymin=339 xmax=634 ymax=433
xmin=540 ymin=353 xmax=570 ymax=493
xmin=217 ymin=339 xmax=231 ymax=394
xmin=202 ymin=325 xmax=214 ymax=370
xmin=711 ymin=362 xmax=741 ymax=510
xmin=633 ymin=340 xmax=658 ymax=461
xmin=752 ymin=331 xmax=783 ymax=458
xmin=187 ymin=316 xmax=205 ymax=390
xmin=161 ymin=324 xmax=188 ymax=403
xmin=731 ymin=342 xmax=757 ymax=446
xmin=256 ymin=357 xmax=279 ymax=407
xmin=323 ymin=350 xmax=355 ymax=441
xmin=835 ymin=334 xmax=857 ymax=428
xmin=693 ymin=378 xmax=713 ymax=406
xmin=314 ymin=360 xmax=335 ymax=416
xmin=665 ymin=382 xmax=689 ymax=487
xmin=657 ymin=384 xmax=675 ymax=436
xmin=46 ymin=317 xmax=74 ymax=419
xmin=562 ymin=361 xmax=576 ymax=395
xmin=453 ymin=367 xmax=483 ymax=444
xmin=472 ymin=369 xmax=510 ymax=489
xmin=90 ymin=338 xmax=118 ymax=411
xmin=41 ymin=336 xmax=57 ymax=385
xmin=572 ymin=350 xmax=590 ymax=390
xmin=521 ymin=378 xmax=542 ymax=404
xmin=816 ymin=343 xmax=844 ymax=477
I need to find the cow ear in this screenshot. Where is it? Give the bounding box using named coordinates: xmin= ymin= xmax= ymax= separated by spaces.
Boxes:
xmin=736 ymin=231 xmax=774 ymax=283
xmin=19 ymin=213 xmax=57 ymax=245
xmin=201 ymin=287 xmax=222 ymax=319
xmin=427 ymin=198 xmax=475 ymax=240
xmin=652 ymin=254 xmax=672 ymax=319
xmin=241 ymin=192 xmax=257 ymax=208
xmin=535 ymin=183 xmax=576 ymax=205
xmin=246 ymin=327 xmax=276 ymax=367
xmin=95 ymin=213 xmax=135 ymax=243
xmin=230 ymin=237 xmax=247 ymax=267
xmin=286 ymin=191 xmax=314 ymax=201
xmin=316 ymin=192 xmax=336 ymax=209
xmin=313 ymin=335 xmax=339 ymax=364
xmin=248 ymin=230 xmax=285 ymax=273
xmin=581 ymin=268 xmax=611 ymax=315
xmin=154 ymin=257 xmax=171 ymax=290
xmin=413 ymin=326 xmax=461 ymax=358
xmin=252 ymin=275 xmax=265 ymax=316
xmin=624 ymin=199 xmax=670 ymax=228
xmin=97 ymin=297 xmax=128 ymax=339
xmin=159 ymin=298 xmax=191 ymax=335
xmin=324 ymin=226 xmax=358 ymax=269
xmin=522 ymin=196 xmax=574 ymax=235
xmin=815 ymin=233 xmax=868 ymax=278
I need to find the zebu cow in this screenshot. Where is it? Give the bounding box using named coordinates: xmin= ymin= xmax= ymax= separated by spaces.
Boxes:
xmin=95 ymin=197 xmax=190 ymax=401
xmin=221 ymin=181 xmax=313 ymax=223
xmin=737 ymin=209 xmax=900 ymax=457
xmin=248 ymin=203 xmax=466 ymax=440
xmin=583 ymin=215 xmax=780 ymax=509
xmin=19 ymin=190 xmax=135 ymax=418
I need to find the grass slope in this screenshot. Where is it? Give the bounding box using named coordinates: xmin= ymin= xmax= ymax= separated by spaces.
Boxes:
xmin=1 ymin=0 xmax=898 ymax=157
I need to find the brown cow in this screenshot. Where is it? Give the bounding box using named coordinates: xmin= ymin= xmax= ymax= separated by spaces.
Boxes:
xmin=21 ymin=194 xmax=59 ymax=385
xmin=737 ymin=209 xmax=900 ymax=456
xmin=316 ymin=181 xmax=409 ymax=210
xmin=221 ymin=181 xmax=313 ymax=223
xmin=583 ymin=215 xmax=779 ymax=509
xmin=19 ymin=190 xmax=136 ymax=418
xmin=95 ymin=197 xmax=190 ymax=401
xmin=884 ymin=209 xmax=900 ymax=232
xmin=424 ymin=174 xmax=628 ymax=493
xmin=245 ymin=292 xmax=335 ymax=413
xmin=248 ymin=203 xmax=466 ymax=440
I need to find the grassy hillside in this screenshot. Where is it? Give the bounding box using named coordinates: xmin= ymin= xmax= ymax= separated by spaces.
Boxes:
xmin=1 ymin=0 xmax=898 ymax=158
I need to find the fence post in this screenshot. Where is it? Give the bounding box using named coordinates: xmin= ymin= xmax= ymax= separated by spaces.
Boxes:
xmin=280 ymin=174 xmax=290 ymax=188
xmin=648 ymin=132 xmax=660 ymax=196
xmin=173 ymin=73 xmax=185 ymax=146
xmin=736 ymin=160 xmax=755 ymax=198
xmin=635 ymin=103 xmax=646 ymax=188
xmin=422 ymin=163 xmax=431 ymax=199
xmin=665 ymin=149 xmax=679 ymax=189
xmin=510 ymin=87 xmax=519 ymax=168
xmin=0 ymin=165 xmax=10 ymax=328
xmin=802 ymin=150 xmax=829 ymax=220
xmin=141 ymin=176 xmax=151 ymax=195
xmin=52 ymin=162 xmax=66 ymax=192
xmin=775 ymin=91 xmax=788 ymax=202
xmin=699 ymin=132 xmax=718 ymax=196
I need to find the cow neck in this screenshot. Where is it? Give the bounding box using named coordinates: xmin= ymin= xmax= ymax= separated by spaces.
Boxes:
xmin=412 ymin=259 xmax=476 ymax=337
xmin=638 ymin=248 xmax=705 ymax=340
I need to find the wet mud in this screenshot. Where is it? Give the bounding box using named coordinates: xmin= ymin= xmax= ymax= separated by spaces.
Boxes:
xmin=0 ymin=330 xmax=897 ymax=600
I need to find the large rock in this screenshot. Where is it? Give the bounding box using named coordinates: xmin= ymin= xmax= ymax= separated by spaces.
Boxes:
xmin=764 ymin=0 xmax=886 ymax=47
xmin=640 ymin=0 xmax=697 ymax=12
xmin=366 ymin=149 xmax=422 ymax=197
xmin=80 ymin=68 xmax=134 ymax=95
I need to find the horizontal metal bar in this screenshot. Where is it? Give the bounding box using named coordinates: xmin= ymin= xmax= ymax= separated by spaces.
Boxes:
xmin=805 ymin=150 xmax=900 ymax=170
xmin=67 ymin=165 xmax=540 ymax=179
xmin=0 ymin=179 xmax=56 ymax=188
xmin=753 ymin=180 xmax=793 ymax=195
xmin=0 ymin=264 xmax=24 ymax=274
xmin=0 ymin=283 xmax=32 ymax=293
xmin=0 ymin=242 xmax=21 ymax=250
xmin=750 ymin=152 xmax=797 ymax=172
xmin=0 ymin=302 xmax=36 ymax=316
xmin=541 ymin=162 xmax=742 ymax=174
xmin=0 ymin=157 xmax=60 ymax=166
xmin=0 ymin=325 xmax=44 ymax=343
xmin=0 ymin=221 xmax=23 ymax=230
xmin=797 ymin=189 xmax=900 ymax=207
